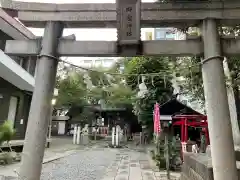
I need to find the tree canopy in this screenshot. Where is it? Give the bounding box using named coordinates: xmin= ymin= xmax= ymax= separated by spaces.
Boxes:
xmin=55 ymin=56 xmax=174 ymax=130
xmin=123 ymin=56 xmax=174 ymax=132
xmin=171 ymin=27 xmax=240 ymax=112
xmin=55 ymin=61 xmax=135 ymax=109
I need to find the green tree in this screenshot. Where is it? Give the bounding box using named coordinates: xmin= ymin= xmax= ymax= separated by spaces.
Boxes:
xmin=124 ymin=56 xmax=174 ymax=133
xmin=105 ymin=83 xmax=135 ymax=107
xmin=56 ymin=61 xmax=136 ymax=112
xmin=172 ymin=56 xmax=204 ymax=108
xmin=171 ymin=27 xmax=240 ymax=113
xmin=56 ymin=71 xmax=87 ymax=108
xmin=70 ymin=107 xmax=96 ymax=127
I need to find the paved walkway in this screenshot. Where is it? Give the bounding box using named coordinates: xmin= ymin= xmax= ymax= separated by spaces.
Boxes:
xmin=0 ymin=137 xmax=87 ymax=178
xmin=0 ymin=140 xmax=181 ymax=180
xmin=101 ymin=148 xmax=180 ymax=180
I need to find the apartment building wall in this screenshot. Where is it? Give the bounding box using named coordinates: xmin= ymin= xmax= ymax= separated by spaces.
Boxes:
xmin=0 ymin=77 xmax=32 ymax=139
xmin=77 ymin=58 xmax=118 ymax=68
xmin=0 ymin=9 xmax=37 ymax=139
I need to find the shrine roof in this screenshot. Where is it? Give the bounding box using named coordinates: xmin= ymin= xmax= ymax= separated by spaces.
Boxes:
xmin=160 ymin=98 xmax=203 ymax=116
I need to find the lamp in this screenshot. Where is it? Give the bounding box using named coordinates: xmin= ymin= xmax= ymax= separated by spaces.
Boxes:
xmin=47 ymin=98 xmax=57 ymax=148
xmin=0 ymin=94 xmax=3 ymax=99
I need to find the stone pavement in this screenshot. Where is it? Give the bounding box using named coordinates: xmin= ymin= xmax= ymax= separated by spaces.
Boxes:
xmin=0 ymin=147 xmax=80 ymax=178
xmin=40 ymin=146 xmax=117 ymax=180
xmin=0 ymin=136 xmax=89 ymax=178
xmin=0 ymin=141 xmax=181 ymax=180
xmin=101 ymin=148 xmax=181 ymax=180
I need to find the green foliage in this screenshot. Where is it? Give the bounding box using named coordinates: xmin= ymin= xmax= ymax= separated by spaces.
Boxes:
xmin=0 ymin=120 xmax=16 ymax=145
xmin=124 ymin=56 xmax=173 ymax=132
xmin=56 ymin=71 xmax=87 ymax=107
xmin=173 ymin=56 xmax=205 ymax=108
xmin=104 ymin=84 xmax=135 ymax=107
xmin=171 ymin=26 xmax=240 ymax=110
xmin=72 ymin=107 xmax=96 ymax=127
xmin=153 ymin=136 xmax=182 ymax=171
xmin=56 ymin=61 xmax=136 ymax=118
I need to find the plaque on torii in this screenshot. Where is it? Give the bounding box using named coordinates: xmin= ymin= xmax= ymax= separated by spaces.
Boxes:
xmin=116 ymin=0 xmax=142 ymax=56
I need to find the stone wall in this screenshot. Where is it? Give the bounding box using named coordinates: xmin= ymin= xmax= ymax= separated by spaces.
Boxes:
xmin=180 ymin=153 xmax=213 ymax=180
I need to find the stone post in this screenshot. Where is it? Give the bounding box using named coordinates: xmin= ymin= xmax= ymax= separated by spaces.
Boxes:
xmin=73 ymin=125 xmax=77 ymax=144
xmin=18 ymin=22 xmax=63 ymax=180
xmin=201 ymin=19 xmax=238 ymax=180
xmin=112 ymin=127 xmax=115 ymax=146
xmin=76 ymin=126 xmax=81 ymax=145
xmin=223 ymin=59 xmax=240 ymax=146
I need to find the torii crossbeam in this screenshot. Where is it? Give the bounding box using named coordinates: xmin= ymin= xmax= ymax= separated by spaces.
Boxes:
xmin=0 ymin=1 xmax=239 ymax=180
xmin=1 ymin=0 xmax=240 ymax=28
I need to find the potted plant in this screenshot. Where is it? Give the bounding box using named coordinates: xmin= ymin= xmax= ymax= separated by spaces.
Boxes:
xmin=0 ymin=120 xmax=17 ymax=164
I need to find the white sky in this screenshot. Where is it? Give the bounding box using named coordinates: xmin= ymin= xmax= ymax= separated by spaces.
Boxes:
xmin=17 ymin=0 xmax=155 ymax=63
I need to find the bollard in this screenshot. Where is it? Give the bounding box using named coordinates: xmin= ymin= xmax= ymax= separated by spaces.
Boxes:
xmin=140 ymin=132 xmax=142 ymax=145
xmin=76 ymin=126 xmax=81 ymax=145
xmin=116 ymin=127 xmax=119 ymax=147
xmin=112 ymin=127 xmax=115 ymax=146
xmin=181 ymin=142 xmax=187 ymax=161
xmin=73 ymin=126 xmax=77 ymax=144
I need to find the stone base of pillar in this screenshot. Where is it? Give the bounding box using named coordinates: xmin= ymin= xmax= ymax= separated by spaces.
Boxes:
xmin=82 ymin=135 xmax=89 ymax=145
xmin=181 ymin=153 xmax=240 ymax=180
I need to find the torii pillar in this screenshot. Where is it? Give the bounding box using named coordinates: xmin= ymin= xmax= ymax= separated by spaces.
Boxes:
xmin=19 ymin=22 xmax=64 ymax=180
xmin=201 ymin=19 xmax=238 ymax=180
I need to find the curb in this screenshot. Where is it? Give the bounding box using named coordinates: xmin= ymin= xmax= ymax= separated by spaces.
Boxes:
xmin=42 ymin=150 xmax=77 ymax=164
xmin=42 ymin=144 xmax=98 ymax=164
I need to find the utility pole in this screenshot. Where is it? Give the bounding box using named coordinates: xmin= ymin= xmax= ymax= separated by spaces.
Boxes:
xmin=19 ymin=22 xmax=63 ymax=180
xmin=201 ymin=19 xmax=238 ymax=180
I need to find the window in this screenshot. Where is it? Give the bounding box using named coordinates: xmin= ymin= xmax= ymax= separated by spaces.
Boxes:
xmin=95 ymin=60 xmax=102 ymax=67
xmin=7 ymin=96 xmax=19 ymax=127
xmin=83 ymin=60 xmax=93 ymax=67
xmin=155 ymin=28 xmax=176 ymax=40
xmin=103 ymin=59 xmax=113 ymax=67
xmin=145 ymin=32 xmax=152 ymax=40
xmin=166 ymin=32 xmax=175 ymax=39
xmin=155 ymin=29 xmax=166 ymax=39
xmin=84 ymin=60 xmax=92 ymax=64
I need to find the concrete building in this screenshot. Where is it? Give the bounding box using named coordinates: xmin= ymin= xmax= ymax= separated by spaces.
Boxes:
xmin=76 ymin=57 xmax=118 ymax=68
xmin=0 ymin=9 xmax=36 ymax=139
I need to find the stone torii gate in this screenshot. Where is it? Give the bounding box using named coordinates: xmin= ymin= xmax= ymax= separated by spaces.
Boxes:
xmin=1 ymin=0 xmax=240 ymax=180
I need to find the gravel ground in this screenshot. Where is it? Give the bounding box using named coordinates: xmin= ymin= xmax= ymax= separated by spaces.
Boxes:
xmin=40 ymin=148 xmax=117 ymax=180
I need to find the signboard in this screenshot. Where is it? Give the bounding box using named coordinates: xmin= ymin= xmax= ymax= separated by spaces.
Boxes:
xmin=116 ymin=0 xmax=141 ymax=45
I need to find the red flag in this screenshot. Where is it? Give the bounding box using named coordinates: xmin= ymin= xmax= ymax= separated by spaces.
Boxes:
xmin=154 ymin=103 xmax=161 ymax=134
